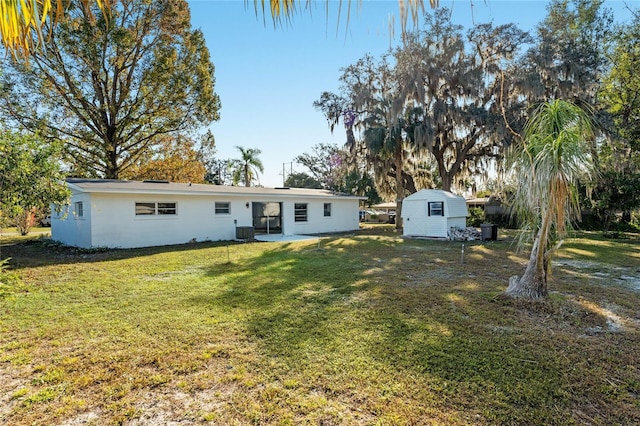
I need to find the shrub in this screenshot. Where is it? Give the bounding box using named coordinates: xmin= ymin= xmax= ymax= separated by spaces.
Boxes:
xmin=467 ymin=207 xmax=485 ymax=227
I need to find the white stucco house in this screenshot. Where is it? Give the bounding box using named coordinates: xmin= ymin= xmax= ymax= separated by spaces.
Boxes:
xmin=401 ymin=189 xmax=468 ymax=238
xmin=52 ymin=179 xmax=364 ymax=249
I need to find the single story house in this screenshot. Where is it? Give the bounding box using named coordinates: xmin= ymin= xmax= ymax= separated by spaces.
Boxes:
xmin=465 ymin=197 xmax=489 ymax=210
xmin=401 ymin=189 xmax=468 ymax=238
xmin=361 ymin=202 xmax=397 ymax=223
xmin=52 ymin=179 xmax=364 ymax=249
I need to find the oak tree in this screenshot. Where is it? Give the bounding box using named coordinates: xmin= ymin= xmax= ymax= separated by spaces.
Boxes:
xmin=0 ymin=0 xmax=220 ymax=179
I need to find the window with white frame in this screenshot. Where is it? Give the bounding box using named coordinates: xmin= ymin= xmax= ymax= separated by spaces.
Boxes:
xmin=215 ymin=202 xmax=231 ymax=214
xmin=428 ymin=201 xmax=444 ymax=216
xmin=294 ymin=203 xmax=308 ymax=222
xmin=324 ymin=203 xmax=332 ymax=217
xmin=135 ymin=202 xmax=177 ymax=216
xmin=74 ymin=201 xmax=84 ymax=218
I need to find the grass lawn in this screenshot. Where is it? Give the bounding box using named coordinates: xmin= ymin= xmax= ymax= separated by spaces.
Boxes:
xmin=1 ymin=226 xmax=639 ymax=425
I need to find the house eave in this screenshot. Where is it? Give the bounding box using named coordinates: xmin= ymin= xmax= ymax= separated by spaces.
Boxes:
xmin=65 ymin=179 xmax=366 ymax=201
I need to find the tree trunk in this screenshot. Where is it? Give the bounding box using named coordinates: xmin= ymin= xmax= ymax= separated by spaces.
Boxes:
xmin=15 ymin=208 xmax=36 ymax=236
xmin=440 ymin=171 xmax=452 ymax=192
xmin=395 ymin=143 xmax=404 ymax=231
xmin=505 ymin=236 xmax=548 ymax=299
xmin=106 ymin=142 xmax=119 ymax=179
xmin=506 ymin=223 xmax=550 ymax=299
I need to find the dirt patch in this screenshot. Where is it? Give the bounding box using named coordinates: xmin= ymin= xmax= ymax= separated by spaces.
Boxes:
xmin=554 ymin=259 xmax=640 ymax=292
xmin=0 ymin=367 xmax=28 ymax=419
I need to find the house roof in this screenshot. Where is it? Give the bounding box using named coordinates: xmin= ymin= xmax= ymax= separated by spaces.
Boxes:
xmin=465 ymin=197 xmax=489 ymax=205
xmin=66 ymin=178 xmax=365 ymax=200
xmin=371 ymin=202 xmax=396 ymax=210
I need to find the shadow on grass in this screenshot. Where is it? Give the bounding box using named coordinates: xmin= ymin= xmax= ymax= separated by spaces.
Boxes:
xmin=187 ymin=235 xmax=633 ymax=424
xmin=0 ymin=236 xmax=249 ymax=270
xmin=3 ymin=228 xmax=638 ymax=424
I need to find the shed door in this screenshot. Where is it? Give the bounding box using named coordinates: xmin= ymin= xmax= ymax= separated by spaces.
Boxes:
xmin=426 ymin=201 xmax=447 ymax=237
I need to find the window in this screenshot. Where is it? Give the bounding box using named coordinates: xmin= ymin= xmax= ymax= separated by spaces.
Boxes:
xmin=294 ymin=203 xmax=308 ymax=222
xmin=136 ymin=202 xmax=177 ymax=216
xmin=324 ymin=203 xmax=332 ymax=217
xmin=157 ymin=203 xmax=177 ymax=215
xmin=215 ymin=202 xmax=231 ymax=214
xmin=74 ymin=201 xmax=84 ymax=218
xmin=135 ymin=202 xmax=156 ymax=215
xmin=428 ymin=201 xmax=444 ymax=217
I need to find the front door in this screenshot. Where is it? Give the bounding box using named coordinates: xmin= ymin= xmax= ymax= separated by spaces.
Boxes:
xmin=252 ymin=202 xmax=282 ymax=234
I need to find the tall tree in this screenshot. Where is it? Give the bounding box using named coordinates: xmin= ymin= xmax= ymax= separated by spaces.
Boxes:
xmin=506 ymin=100 xmax=595 ymax=299
xmin=602 ymin=10 xmax=640 ymax=151
xmin=205 ymin=159 xmax=234 ymax=186
xmin=0 ymin=0 xmax=220 ymax=179
xmin=0 ymin=131 xmax=69 ymax=235
xmin=295 ymin=142 xmax=347 ymax=190
xmin=124 ymin=135 xmax=206 ymax=183
xmin=230 ymin=146 xmax=264 ymax=187
xmin=315 ymin=55 xmax=434 ymax=231
xmin=284 ymin=172 xmax=322 ymax=189
xmin=294 ymin=141 xmax=381 ymax=204
xmin=590 ymin=10 xmax=640 ymax=227
xmin=397 ymin=9 xmax=531 ymax=191
xmin=317 ymin=10 xmax=529 ymax=231
xmin=519 ymin=0 xmax=613 ymax=104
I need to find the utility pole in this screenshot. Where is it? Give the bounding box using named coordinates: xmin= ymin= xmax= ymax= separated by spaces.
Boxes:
xmin=280 ymin=162 xmax=294 ymax=186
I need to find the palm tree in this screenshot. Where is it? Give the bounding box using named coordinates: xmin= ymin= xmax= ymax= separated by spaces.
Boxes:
xmin=505 ymin=100 xmax=595 ymax=299
xmin=2 ymin=0 xmax=435 ymax=59
xmin=0 ymin=0 xmax=110 ymax=58
xmin=231 ymin=146 xmax=264 ymax=187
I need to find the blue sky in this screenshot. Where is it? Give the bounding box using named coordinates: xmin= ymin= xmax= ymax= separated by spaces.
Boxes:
xmin=188 ymin=0 xmax=634 ymax=187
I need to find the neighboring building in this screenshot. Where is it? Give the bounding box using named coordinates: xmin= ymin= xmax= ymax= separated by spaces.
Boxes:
xmin=52 ymin=179 xmax=363 ymax=249
xmin=465 ymin=197 xmax=489 ymax=210
xmin=361 ymin=202 xmax=397 ymax=223
xmin=401 ymin=189 xmax=468 ymax=238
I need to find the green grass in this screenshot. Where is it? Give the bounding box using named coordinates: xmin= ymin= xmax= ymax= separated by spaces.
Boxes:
xmin=1 ymin=227 xmax=639 ymax=425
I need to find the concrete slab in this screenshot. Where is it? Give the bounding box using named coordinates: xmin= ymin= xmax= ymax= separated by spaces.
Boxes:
xmin=254 ymin=234 xmax=319 ymax=243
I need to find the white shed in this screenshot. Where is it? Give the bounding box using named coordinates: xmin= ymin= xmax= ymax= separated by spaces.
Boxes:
xmin=52 ymin=179 xmax=364 ymax=249
xmin=401 ymin=189 xmax=468 ymax=238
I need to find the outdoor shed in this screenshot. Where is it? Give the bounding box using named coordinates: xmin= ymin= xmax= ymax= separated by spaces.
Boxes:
xmin=401 ymin=189 xmax=468 ymax=238
xmin=52 ymin=179 xmax=363 ymax=249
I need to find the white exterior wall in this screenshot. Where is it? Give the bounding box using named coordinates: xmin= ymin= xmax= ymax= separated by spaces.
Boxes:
xmin=284 ymin=198 xmax=359 ymax=235
xmin=52 ymin=190 xmax=361 ymax=249
xmin=403 ymin=201 xmax=450 ymax=238
xmin=88 ymin=193 xmax=245 ymax=248
xmin=51 ymin=192 xmax=92 ymax=248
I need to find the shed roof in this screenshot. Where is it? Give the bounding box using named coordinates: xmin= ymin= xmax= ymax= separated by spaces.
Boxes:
xmin=66 ymin=178 xmax=365 ymax=200
xmin=404 ymin=189 xmax=465 ymax=201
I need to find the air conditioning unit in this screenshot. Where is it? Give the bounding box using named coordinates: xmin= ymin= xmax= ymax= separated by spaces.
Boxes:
xmin=235 ymin=226 xmax=255 ymax=240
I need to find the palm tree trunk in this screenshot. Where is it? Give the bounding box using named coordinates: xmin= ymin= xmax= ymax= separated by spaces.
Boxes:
xmin=244 ymin=164 xmax=250 ymax=187
xmin=506 ymin=212 xmax=551 ymax=299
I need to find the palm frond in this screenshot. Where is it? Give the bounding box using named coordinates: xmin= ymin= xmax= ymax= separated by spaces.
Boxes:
xmin=0 ymin=0 xmax=110 ymax=59
xmin=507 ymin=99 xmax=595 ymax=246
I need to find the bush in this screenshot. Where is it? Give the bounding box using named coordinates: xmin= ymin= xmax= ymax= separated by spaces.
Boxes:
xmin=467 ymin=207 xmax=485 ymax=227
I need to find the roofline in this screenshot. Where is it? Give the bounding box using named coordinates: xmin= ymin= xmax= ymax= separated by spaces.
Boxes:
xmin=66 ymin=179 xmax=367 ymax=201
